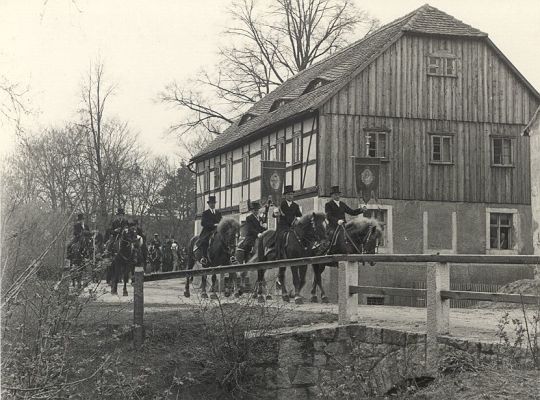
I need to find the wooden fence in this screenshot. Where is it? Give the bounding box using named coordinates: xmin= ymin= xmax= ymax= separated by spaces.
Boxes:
xmin=132 ymin=253 xmax=540 ymax=369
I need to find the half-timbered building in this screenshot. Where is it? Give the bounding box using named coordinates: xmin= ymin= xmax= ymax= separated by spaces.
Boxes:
xmin=190 ymin=5 xmax=540 ymax=297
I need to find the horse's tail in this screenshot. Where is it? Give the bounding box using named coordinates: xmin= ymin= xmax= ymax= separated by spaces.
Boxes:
xmin=187 ymin=236 xmax=198 ymax=270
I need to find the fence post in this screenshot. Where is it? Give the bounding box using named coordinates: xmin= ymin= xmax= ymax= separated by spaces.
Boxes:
xmin=133 ymin=266 xmax=145 ymax=348
xmin=338 ymin=260 xmax=358 ymax=325
xmin=426 ymin=261 xmax=450 ymax=371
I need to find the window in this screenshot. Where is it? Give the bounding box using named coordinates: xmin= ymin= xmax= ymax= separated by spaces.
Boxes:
xmin=492 ymin=138 xmax=513 ymax=166
xmin=213 ymin=164 xmax=221 ymax=189
xmin=270 ymin=99 xmax=292 ymax=112
xmin=303 ymin=78 xmax=330 ymax=94
xmin=431 ymin=135 xmax=452 ymax=163
xmin=261 ymin=143 xmax=270 ymax=161
xmin=366 ymin=131 xmax=387 ymax=158
xmin=225 ymin=157 xmax=233 ymax=186
xmin=292 ymin=133 xmax=302 ymax=164
xmin=239 ymin=113 xmax=255 ymax=126
xmin=427 ymin=56 xmax=457 ymax=77
xmin=242 ymin=152 xmax=250 ymax=181
xmin=276 ymin=138 xmax=285 ymax=161
xmin=204 ymin=166 xmax=210 ymax=192
xmin=489 ymin=213 xmax=513 ymax=250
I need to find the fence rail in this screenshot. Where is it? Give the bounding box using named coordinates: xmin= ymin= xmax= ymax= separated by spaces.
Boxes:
xmin=132 ymin=253 xmax=540 ymax=369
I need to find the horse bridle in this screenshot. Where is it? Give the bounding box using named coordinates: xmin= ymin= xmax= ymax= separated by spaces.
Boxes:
xmin=326 ymin=223 xmax=378 ymax=255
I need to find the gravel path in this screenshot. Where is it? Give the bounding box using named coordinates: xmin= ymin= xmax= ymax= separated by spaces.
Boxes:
xmin=94 ymin=277 xmax=531 ymax=343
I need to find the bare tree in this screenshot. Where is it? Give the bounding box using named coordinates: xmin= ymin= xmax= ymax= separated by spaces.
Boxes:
xmin=160 ymin=0 xmax=378 ymax=137
xmin=79 ymin=62 xmax=117 ymax=228
xmin=0 ymin=75 xmax=31 ymax=131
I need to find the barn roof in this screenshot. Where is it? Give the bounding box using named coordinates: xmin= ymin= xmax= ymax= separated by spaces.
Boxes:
xmin=191 ymin=4 xmax=536 ymax=161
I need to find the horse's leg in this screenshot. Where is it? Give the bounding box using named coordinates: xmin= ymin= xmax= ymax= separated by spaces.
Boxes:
xmin=317 ymin=265 xmax=329 ymax=303
xmin=290 ymin=265 xmax=303 ymax=304
xmin=110 ymin=260 xmax=118 ymax=295
xmin=123 ymin=265 xmax=129 ymax=296
xmin=310 ymin=264 xmax=320 ymax=303
xmin=278 ymin=267 xmax=289 ymax=302
xmin=200 ymin=272 xmax=208 ymax=299
xmin=210 ymin=274 xmax=218 ymax=300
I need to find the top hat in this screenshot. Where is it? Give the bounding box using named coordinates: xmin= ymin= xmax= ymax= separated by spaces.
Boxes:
xmin=154 ymin=233 xmax=159 ymax=236
xmin=330 ymin=185 xmax=341 ymax=195
xmin=250 ymin=201 xmax=261 ymax=210
xmin=207 ymin=196 xmax=217 ymax=204
xmin=116 ymin=208 xmax=125 ymax=215
xmin=283 ymin=185 xmax=294 ymax=195
xmin=77 ymin=213 xmax=84 ymax=220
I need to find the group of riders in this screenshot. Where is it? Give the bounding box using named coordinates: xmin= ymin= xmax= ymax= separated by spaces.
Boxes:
xmin=195 ymin=184 xmax=368 ymax=267
xmin=185 ymin=184 xmax=380 ymax=303
xmin=66 ymin=208 xmax=186 ymax=288
xmin=66 ymin=184 xmax=380 ymax=301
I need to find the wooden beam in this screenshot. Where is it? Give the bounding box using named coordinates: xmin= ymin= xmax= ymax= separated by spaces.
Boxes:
xmin=349 ymin=285 xmax=426 ymax=297
xmin=440 ymin=290 xmax=540 ymax=305
xmin=143 ymin=253 xmax=540 ymax=282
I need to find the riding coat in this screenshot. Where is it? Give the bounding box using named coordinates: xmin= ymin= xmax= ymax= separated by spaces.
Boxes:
xmin=274 ymin=200 xmax=302 ymax=259
xmin=239 ymin=213 xmax=265 ymax=252
xmin=197 ymin=208 xmax=222 ymax=256
xmin=111 ymin=217 xmax=129 ymax=233
xmin=73 ymin=221 xmax=90 ymax=238
xmin=324 ymin=200 xmax=365 ymax=230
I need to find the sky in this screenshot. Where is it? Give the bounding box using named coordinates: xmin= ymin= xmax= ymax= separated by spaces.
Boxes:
xmin=1 ymin=0 xmax=539 ymax=160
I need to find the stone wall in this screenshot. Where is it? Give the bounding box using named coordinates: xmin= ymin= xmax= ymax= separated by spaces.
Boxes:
xmin=249 ymin=323 xmax=529 ymax=399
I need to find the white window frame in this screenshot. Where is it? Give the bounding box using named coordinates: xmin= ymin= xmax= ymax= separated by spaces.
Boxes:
xmin=204 ymin=166 xmax=210 ymax=192
xmin=430 ymin=134 xmax=453 ymax=164
xmin=485 ymin=207 xmax=519 ymax=255
xmin=213 ymin=164 xmax=221 ymax=189
xmin=364 ymin=204 xmax=393 ymax=254
xmin=366 ymin=131 xmax=388 ymax=158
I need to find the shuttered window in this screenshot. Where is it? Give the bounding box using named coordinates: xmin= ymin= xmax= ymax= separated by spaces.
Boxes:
xmin=261 ymin=143 xmax=270 ymax=161
xmin=242 ymin=152 xmax=250 ymax=181
xmin=213 ymin=164 xmax=221 ymax=189
xmin=225 ymin=157 xmax=233 ymax=186
xmin=276 ymin=138 xmax=285 ymax=161
xmin=292 ymin=133 xmax=302 ymax=164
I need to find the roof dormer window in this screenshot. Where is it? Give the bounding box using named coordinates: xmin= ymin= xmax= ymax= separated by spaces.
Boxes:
xmin=303 ymin=78 xmax=330 ymax=94
xmin=269 ymin=98 xmax=292 ymax=112
xmin=239 ymin=113 xmax=255 ymax=126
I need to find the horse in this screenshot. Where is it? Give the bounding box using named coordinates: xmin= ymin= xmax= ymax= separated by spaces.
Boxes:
xmin=162 ymin=242 xmax=174 ymax=272
xmin=147 ymin=243 xmax=161 ymax=273
xmin=67 ymin=231 xmax=93 ymax=288
xmin=184 ymin=218 xmax=240 ymax=299
xmin=110 ymin=227 xmax=143 ymax=296
xmin=250 ymin=212 xmax=328 ymax=304
xmin=310 ymin=216 xmax=383 ymax=303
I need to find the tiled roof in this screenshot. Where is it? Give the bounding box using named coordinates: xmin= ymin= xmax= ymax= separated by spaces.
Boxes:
xmin=192 ymin=4 xmax=486 ymax=161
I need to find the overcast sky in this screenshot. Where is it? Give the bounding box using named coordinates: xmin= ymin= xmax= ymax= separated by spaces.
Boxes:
xmin=1 ymin=0 xmax=539 ymax=160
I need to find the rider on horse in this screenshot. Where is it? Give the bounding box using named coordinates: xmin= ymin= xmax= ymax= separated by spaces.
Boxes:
xmin=196 ymin=196 xmax=222 ymax=266
xmin=132 ymin=219 xmax=148 ymax=263
xmin=150 ymin=233 xmax=161 ymax=248
xmin=237 ymin=201 xmax=266 ymax=259
xmin=67 ymin=212 xmax=90 ymax=257
xmin=273 ymin=185 xmax=302 ymax=259
xmin=324 ymin=185 xmax=367 ymax=236
xmin=106 ymin=208 xmax=129 ymax=254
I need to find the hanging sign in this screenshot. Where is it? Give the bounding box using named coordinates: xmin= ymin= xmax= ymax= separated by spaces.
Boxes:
xmin=354 ymin=157 xmax=380 ymax=203
xmin=261 ymin=160 xmax=286 ymax=205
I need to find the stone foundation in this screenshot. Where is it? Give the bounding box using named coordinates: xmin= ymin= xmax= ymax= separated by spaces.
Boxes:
xmin=248 ymin=323 xmax=530 ymax=399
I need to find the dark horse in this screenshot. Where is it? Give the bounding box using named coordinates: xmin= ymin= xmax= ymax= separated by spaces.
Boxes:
xmin=250 ymin=212 xmax=328 ymax=304
xmin=185 ymin=218 xmax=240 ymax=299
xmin=67 ymin=231 xmax=94 ymax=288
xmin=110 ymin=227 xmax=143 ymax=296
xmin=310 ymin=216 xmax=383 ymax=303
